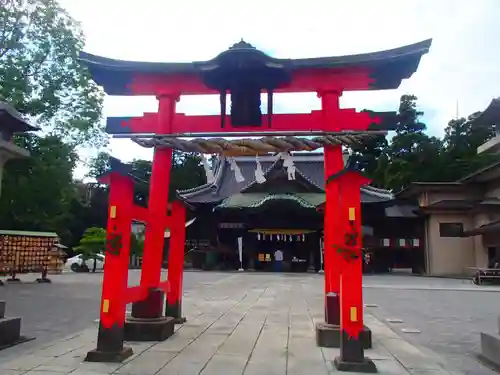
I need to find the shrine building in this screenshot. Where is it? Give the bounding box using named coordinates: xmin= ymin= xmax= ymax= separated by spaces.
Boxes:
xmin=178 ymin=152 xmax=425 ymax=274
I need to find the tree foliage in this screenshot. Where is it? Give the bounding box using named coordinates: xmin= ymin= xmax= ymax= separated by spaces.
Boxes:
xmin=364 ymin=94 xmax=499 ymax=192
xmin=0 ymin=0 xmax=105 ymax=147
xmin=86 ymin=150 xmax=207 ymax=203
xmin=73 ymin=227 xmax=106 ymax=272
xmin=0 ymin=134 xmax=78 ymax=242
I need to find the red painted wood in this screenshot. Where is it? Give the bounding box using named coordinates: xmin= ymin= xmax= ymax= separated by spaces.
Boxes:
xmin=338 ymin=171 xmax=371 ymax=339
xmin=139 ymin=148 xmax=173 ymax=289
xmin=139 ymin=97 xmax=177 ymax=289
xmin=127 ymin=68 xmax=373 ymax=96
xmin=125 ymin=285 xmax=148 ymax=303
xmin=117 ymin=109 xmax=381 ymax=135
xmin=158 ymin=280 xmax=170 ymax=295
xmin=167 ymin=201 xmax=186 ymax=312
xmin=132 ymin=206 xmax=149 ymax=223
xmin=322 ymin=92 xmax=344 ymax=300
xmin=323 ymin=145 xmax=344 ymax=296
xmin=99 ymin=173 xmax=134 ymax=329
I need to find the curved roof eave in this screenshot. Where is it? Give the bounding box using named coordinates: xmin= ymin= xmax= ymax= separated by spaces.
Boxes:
xmin=290 ymin=39 xmax=432 ymax=70
xmin=80 ymin=39 xmax=431 ymax=74
xmin=177 ymin=154 xmax=395 ymax=203
xmin=176 ymin=156 xmax=227 ymax=198
xmin=79 ymin=39 xmax=432 ymax=93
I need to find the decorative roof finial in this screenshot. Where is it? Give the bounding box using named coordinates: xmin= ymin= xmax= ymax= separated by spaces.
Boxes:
xmin=229 ymin=39 xmax=256 ymax=50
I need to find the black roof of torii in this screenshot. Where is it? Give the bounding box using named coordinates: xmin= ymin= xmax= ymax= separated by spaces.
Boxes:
xmin=79 ymin=39 xmax=432 ymax=95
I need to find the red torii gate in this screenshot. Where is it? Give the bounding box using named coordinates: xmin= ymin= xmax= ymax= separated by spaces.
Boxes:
xmin=81 ymin=39 xmax=431 ymax=372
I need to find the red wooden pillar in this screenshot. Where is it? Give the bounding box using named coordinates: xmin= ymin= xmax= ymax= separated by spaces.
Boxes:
xmin=334 ymin=171 xmax=376 ymax=373
xmin=86 ymin=172 xmax=134 ymax=362
xmin=133 ymin=94 xmax=177 ymax=319
xmin=321 ymin=90 xmax=344 ymax=325
xmin=166 ymin=200 xmax=187 ymax=322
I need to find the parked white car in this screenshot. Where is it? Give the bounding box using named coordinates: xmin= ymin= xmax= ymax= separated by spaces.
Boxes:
xmin=66 ymin=253 xmax=105 ymax=272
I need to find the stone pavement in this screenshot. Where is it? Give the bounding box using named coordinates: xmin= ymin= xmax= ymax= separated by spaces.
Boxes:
xmin=0 ymin=273 xmax=468 ymax=375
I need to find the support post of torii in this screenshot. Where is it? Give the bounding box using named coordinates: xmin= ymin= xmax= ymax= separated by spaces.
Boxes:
xmin=166 ymin=200 xmax=187 ymax=323
xmin=332 ymin=170 xmax=376 ymax=373
xmin=85 ymin=171 xmax=134 ymax=362
xmin=316 ymin=154 xmax=374 ymax=363
xmin=125 ymin=93 xmax=180 ymax=341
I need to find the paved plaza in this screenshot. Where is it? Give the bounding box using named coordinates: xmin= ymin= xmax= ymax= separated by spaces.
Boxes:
xmin=0 ymin=272 xmax=499 ymax=374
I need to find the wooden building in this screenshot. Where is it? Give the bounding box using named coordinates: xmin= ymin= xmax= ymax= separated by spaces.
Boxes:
xmin=178 ymin=153 xmax=425 ymax=273
xmin=396 ymin=97 xmax=500 ymax=277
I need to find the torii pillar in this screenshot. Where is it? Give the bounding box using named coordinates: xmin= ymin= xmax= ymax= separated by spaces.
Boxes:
xmin=316 ymin=165 xmax=374 ymax=357
xmin=165 ymin=200 xmax=187 ymax=323
xmin=85 ymin=171 xmax=134 ymax=362
xmin=333 ymin=170 xmax=376 ymax=373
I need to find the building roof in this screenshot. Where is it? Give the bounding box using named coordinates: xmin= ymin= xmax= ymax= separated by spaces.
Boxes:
xmin=463 ymin=219 xmax=500 ymax=237
xmin=397 ymin=160 xmax=500 ymax=199
xmin=79 ymin=39 xmax=432 ymax=95
xmin=177 ymin=153 xmax=394 ymax=205
xmin=395 ymin=182 xmax=464 ymax=199
xmin=215 ymin=193 xmax=326 ymax=211
xmin=419 ymin=198 xmax=500 ymax=212
xmin=457 ymin=160 xmax=500 ymax=184
xmin=0 ymin=230 xmax=58 ymax=237
xmin=0 ymin=102 xmax=38 ymax=133
xmin=474 ymin=97 xmax=500 ymax=126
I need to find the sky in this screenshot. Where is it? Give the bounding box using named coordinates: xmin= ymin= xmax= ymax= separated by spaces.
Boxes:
xmin=59 ymin=0 xmax=500 ymax=177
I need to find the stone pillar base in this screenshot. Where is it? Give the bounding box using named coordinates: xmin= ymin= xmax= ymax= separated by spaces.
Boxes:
xmin=36 ymin=277 xmax=51 ymax=283
xmin=315 ymin=323 xmax=372 ymax=349
xmin=333 ymin=357 xmax=377 ymax=373
xmin=124 ymin=316 xmax=175 ymax=342
xmin=478 ymin=314 xmax=500 ymax=369
xmin=479 ymin=332 xmax=500 ymax=369
xmin=172 ymin=317 xmax=187 ymax=324
xmin=85 ymin=347 xmax=133 ymax=363
xmin=165 ymin=301 xmax=185 ymax=324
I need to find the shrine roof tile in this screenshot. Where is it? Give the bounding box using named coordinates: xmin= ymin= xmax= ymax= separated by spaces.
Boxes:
xmin=215 ymin=193 xmax=325 ymax=210
xmin=474 ymin=97 xmax=500 ymax=126
xmin=177 ymin=153 xmax=394 ymax=205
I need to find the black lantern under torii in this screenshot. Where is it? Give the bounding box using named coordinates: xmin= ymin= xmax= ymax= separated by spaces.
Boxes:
xmin=195 ymin=40 xmax=292 ymax=128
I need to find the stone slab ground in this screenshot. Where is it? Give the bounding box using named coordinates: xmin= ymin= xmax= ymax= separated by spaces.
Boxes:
xmin=0 ymin=274 xmax=471 ymax=375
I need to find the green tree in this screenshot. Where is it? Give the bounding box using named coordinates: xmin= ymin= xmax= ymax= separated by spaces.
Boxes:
xmin=0 ymin=134 xmax=78 ymax=243
xmin=439 ymin=113 xmax=499 ymax=180
xmin=0 ymin=0 xmax=105 ymax=147
xmin=349 ymin=135 xmax=388 ymax=182
xmin=130 ymin=230 xmax=144 ymax=257
xmin=74 ymin=227 xmax=106 ymax=272
xmin=86 ymin=152 xmax=111 ymax=181
xmin=86 ymin=150 xmax=206 ymax=202
xmin=376 ymin=95 xmax=445 ymax=191
xmin=65 ymin=182 xmax=108 ymax=250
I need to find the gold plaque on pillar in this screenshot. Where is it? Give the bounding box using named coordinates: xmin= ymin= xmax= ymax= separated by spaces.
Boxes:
xmin=110 ymin=206 xmax=117 ymax=219
xmin=102 ymin=299 xmax=110 ymax=313
xmin=348 ymin=207 xmax=356 ymax=221
xmin=350 ymin=306 xmax=358 ymax=322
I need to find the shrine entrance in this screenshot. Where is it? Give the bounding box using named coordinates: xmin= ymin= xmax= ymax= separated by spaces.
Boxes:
xmin=79 ymin=39 xmax=431 ymax=372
